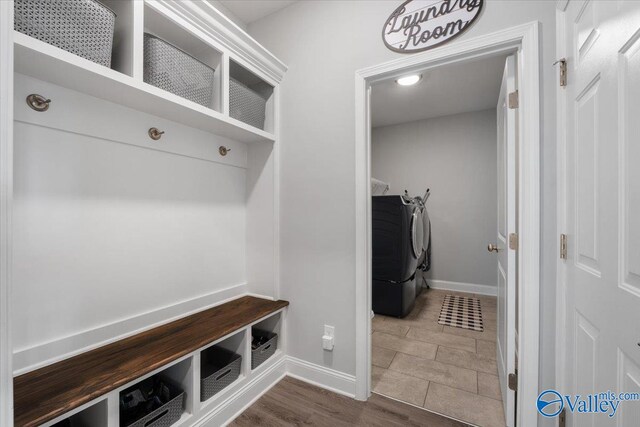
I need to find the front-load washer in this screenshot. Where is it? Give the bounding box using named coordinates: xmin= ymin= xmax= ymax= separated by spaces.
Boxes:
xmin=372 ymin=196 xmax=421 ymax=317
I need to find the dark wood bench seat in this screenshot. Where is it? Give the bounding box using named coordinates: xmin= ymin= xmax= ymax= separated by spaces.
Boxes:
xmin=14 ymin=295 xmax=289 ymax=427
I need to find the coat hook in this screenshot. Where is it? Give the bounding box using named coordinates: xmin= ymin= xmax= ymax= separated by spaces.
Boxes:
xmin=26 ymin=94 xmax=51 ymax=112
xmin=219 ymin=146 xmax=231 ymax=156
xmin=148 ymin=127 xmax=165 ymax=140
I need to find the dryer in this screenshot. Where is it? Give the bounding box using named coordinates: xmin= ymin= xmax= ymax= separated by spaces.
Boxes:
xmin=372 ymin=195 xmax=422 ymax=317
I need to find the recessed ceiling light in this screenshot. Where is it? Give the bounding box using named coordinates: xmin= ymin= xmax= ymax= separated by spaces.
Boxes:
xmin=396 ymin=74 xmax=422 ymax=86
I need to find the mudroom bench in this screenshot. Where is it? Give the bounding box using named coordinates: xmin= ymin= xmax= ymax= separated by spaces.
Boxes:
xmin=14 ymin=296 xmax=289 ymax=427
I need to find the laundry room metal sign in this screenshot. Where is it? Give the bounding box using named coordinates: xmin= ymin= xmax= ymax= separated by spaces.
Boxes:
xmin=383 ymin=0 xmax=484 ymax=53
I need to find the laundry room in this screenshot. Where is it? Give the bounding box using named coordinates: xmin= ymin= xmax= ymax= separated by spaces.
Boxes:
xmin=370 ymin=53 xmax=512 ymax=426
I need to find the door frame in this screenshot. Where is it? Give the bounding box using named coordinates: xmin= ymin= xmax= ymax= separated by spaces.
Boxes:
xmin=354 ymin=21 xmax=541 ymax=426
xmin=555 ymin=0 xmax=569 ymax=406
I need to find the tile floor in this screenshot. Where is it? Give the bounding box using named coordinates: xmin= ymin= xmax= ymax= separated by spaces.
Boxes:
xmin=372 ymin=288 xmax=506 ymax=427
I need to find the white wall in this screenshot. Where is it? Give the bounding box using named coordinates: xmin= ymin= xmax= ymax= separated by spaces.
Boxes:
xmin=248 ymin=1 xmax=558 ymax=419
xmin=12 ymin=74 xmax=252 ymax=372
xmin=371 ymin=109 xmax=497 ymax=289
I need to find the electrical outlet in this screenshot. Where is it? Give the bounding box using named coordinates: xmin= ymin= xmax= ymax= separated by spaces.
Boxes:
xmin=323 ymin=325 xmax=335 ymax=351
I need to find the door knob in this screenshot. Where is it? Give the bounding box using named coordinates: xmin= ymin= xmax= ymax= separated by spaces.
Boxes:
xmin=488 ymin=244 xmax=500 ymax=253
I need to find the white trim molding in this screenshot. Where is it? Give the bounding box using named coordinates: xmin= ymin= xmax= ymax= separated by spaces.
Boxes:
xmin=428 ymin=280 xmax=498 ymax=296
xmin=555 ymin=1 xmax=569 ymax=404
xmin=149 ymin=0 xmax=287 ymax=85
xmin=0 ymin=1 xmax=14 ymax=425
xmin=286 ymin=356 xmax=357 ymax=398
xmin=13 ymin=284 xmax=247 ymax=375
xmin=355 ymin=21 xmax=541 ymax=426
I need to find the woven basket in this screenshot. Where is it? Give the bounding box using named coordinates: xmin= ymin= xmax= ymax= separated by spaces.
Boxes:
xmin=229 ymin=78 xmax=267 ymax=130
xmin=251 ymin=330 xmax=278 ymax=370
xmin=144 ymin=33 xmax=215 ymax=108
xmin=120 ymin=376 xmax=184 ymax=427
xmin=201 ymin=348 xmax=242 ymax=402
xmin=14 ymin=0 xmax=116 ymax=67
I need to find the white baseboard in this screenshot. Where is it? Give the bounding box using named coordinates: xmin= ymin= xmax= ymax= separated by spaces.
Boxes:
xmin=285 ymin=356 xmax=356 ymax=398
xmin=428 ymin=279 xmax=497 ymax=296
xmin=13 ymin=283 xmax=247 ymax=374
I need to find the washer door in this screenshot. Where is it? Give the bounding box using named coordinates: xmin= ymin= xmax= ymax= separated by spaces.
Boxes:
xmin=422 ymin=207 xmax=430 ymax=252
xmin=411 ymin=207 xmax=424 ymax=259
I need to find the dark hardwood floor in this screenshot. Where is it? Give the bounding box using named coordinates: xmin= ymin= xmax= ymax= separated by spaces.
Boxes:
xmin=230 ymin=377 xmax=471 ymax=426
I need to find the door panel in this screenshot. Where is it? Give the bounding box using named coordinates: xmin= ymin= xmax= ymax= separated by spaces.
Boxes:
xmin=575 ymin=312 xmax=599 ymax=427
xmin=617 ymin=350 xmax=640 ymax=426
xmin=620 ymin=28 xmax=640 ymax=295
xmin=562 ymin=2 xmax=640 ymax=426
xmin=575 ymin=76 xmax=600 ymax=276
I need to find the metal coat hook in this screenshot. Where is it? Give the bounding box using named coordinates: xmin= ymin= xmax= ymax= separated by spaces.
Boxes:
xmin=26 ymin=94 xmax=51 ymax=112
xmin=148 ymin=127 xmax=165 ymax=140
xmin=219 ymin=146 xmax=231 ymax=156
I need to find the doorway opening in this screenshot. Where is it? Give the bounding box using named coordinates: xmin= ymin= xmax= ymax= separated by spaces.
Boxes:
xmin=354 ymin=23 xmax=541 ymax=427
xmin=369 ymin=52 xmax=511 ymax=427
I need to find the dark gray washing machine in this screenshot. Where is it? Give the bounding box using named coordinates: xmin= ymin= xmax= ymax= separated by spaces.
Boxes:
xmin=372 ymin=195 xmax=423 ymax=317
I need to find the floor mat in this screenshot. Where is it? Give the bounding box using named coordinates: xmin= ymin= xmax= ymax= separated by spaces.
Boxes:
xmin=437 ymin=294 xmax=483 ymax=331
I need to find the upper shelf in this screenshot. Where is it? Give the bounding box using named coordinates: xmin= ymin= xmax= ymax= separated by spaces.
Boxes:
xmin=14 ymin=32 xmax=276 ymax=144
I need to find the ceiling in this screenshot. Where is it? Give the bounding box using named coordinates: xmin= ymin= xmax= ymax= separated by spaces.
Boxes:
xmin=219 ymin=0 xmax=298 ymax=25
xmin=371 ymin=54 xmax=508 ymax=128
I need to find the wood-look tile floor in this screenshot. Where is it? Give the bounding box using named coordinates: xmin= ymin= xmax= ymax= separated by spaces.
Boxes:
xmin=372 ymin=288 xmax=505 ymax=427
xmin=231 ymin=376 xmax=471 ymax=426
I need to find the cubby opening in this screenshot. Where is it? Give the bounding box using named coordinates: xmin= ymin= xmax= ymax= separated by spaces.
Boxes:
xmin=229 ymin=60 xmax=275 ymax=132
xmin=251 ymin=313 xmax=282 ymax=371
xmin=52 ymin=400 xmax=108 ymax=427
xmin=101 ymin=0 xmax=137 ymax=77
xmin=13 ymin=0 xmax=130 ymax=76
xmin=119 ymin=358 xmax=192 ymax=427
xmin=200 ymin=332 xmax=245 ymax=403
xmin=144 ymin=3 xmax=223 ymax=112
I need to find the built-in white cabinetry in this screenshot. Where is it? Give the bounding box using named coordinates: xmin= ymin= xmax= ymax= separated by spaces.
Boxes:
xmin=42 ymin=309 xmax=285 ymax=427
xmin=10 ymin=1 xmax=286 ymax=426
xmin=13 ymin=0 xmax=282 ymax=143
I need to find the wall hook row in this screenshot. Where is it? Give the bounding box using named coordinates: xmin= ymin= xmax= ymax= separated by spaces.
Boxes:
xmin=26 ymin=94 xmax=51 ymax=112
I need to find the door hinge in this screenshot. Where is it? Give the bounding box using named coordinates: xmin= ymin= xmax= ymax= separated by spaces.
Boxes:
xmin=554 ymin=58 xmax=567 ymax=87
xmin=508 ymin=90 xmax=519 ymax=109
xmin=509 ymin=233 xmax=518 ymax=250
xmin=508 ymin=372 xmax=517 ymax=391
xmin=560 ymin=234 xmax=568 ymax=260
xmin=559 ymin=408 xmax=566 ymax=427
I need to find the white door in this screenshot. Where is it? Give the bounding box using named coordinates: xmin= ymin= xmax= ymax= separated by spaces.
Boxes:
xmin=561 ymin=1 xmax=640 ymax=426
xmin=494 ymin=55 xmax=517 ymax=427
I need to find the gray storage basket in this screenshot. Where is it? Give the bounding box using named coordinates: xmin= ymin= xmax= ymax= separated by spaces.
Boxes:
xmin=200 ymin=348 xmax=242 ymax=402
xmin=121 ymin=377 xmax=185 ymax=427
xmin=251 ymin=329 xmax=278 ymax=370
xmin=14 ymin=0 xmax=116 ymax=67
xmin=229 ymin=78 xmax=267 ymax=130
xmin=144 ymin=33 xmax=215 ymax=108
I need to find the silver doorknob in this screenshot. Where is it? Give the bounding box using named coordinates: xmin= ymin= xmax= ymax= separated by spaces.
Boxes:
xmin=488 ymin=244 xmax=500 ymax=253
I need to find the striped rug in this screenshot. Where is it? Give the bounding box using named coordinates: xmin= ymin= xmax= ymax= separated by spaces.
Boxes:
xmin=437 ymin=294 xmax=484 ymax=332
